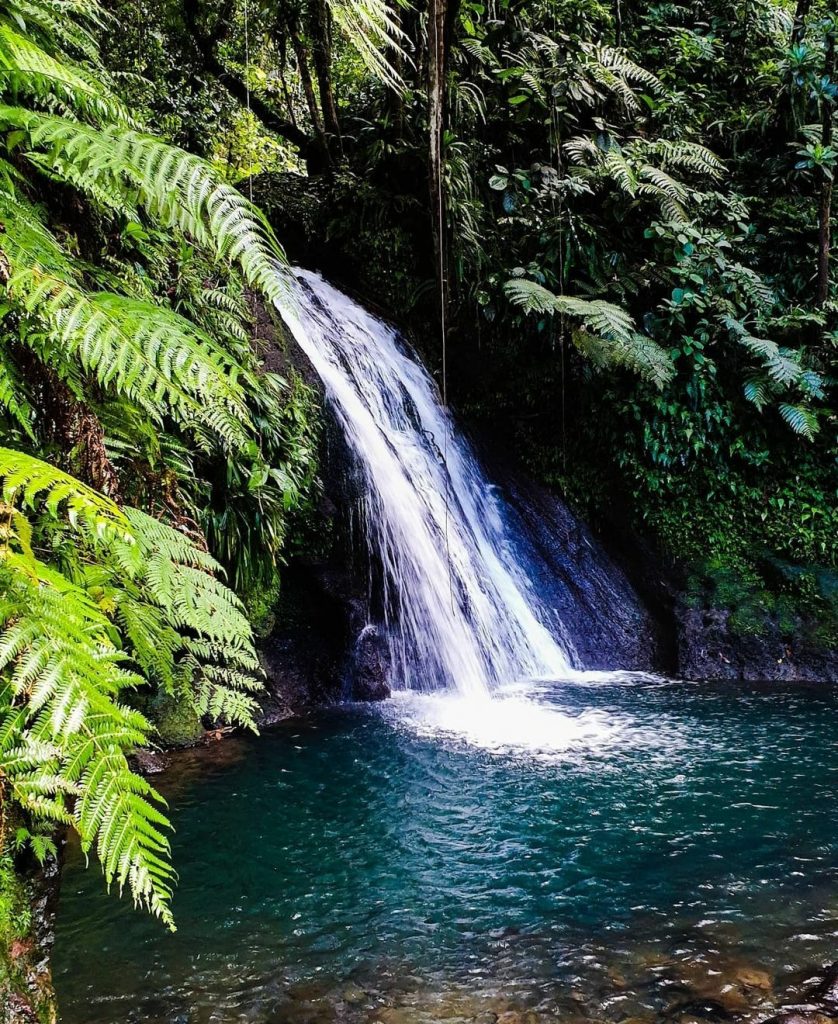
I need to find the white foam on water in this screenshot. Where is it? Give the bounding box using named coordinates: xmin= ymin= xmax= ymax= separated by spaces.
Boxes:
xmin=377 ymin=683 xmax=679 ymax=762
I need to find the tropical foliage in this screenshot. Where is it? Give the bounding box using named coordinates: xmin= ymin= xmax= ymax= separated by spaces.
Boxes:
xmin=0 ymin=0 xmax=321 ymax=929
xmin=1 ymin=0 xmax=836 ymax=965
xmin=177 ymin=0 xmax=831 ymax=638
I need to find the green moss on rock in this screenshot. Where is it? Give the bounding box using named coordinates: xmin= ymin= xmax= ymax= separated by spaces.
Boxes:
xmin=149 ymin=691 xmax=206 ymax=748
xmin=0 ymin=850 xmax=56 ymax=1024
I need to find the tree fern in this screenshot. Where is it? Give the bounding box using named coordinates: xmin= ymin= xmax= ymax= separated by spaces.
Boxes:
xmin=0 ymin=0 xmax=322 ymax=937
xmin=0 ymin=447 xmax=265 ymax=924
xmin=0 ymin=107 xmax=291 ymax=304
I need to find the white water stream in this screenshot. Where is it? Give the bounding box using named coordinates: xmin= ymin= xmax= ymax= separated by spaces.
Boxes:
xmin=279 ymin=269 xmax=578 ymax=697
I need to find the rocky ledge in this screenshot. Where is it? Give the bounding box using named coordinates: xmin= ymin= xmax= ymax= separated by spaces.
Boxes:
xmin=678 ymin=604 xmax=837 ymax=683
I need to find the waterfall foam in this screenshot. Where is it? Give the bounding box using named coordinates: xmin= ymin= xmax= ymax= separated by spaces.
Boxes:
xmin=278 ymin=269 xmax=577 ymax=696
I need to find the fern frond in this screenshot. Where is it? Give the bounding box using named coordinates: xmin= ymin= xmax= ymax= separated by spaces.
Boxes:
xmin=2 ymin=0 xmax=104 ymax=62
xmin=505 ymin=278 xmax=674 ymax=387
xmin=646 ymin=139 xmax=725 ymax=180
xmin=603 ymin=148 xmax=638 ymax=195
xmin=743 ymin=374 xmax=773 ymax=410
xmin=727 ymin=263 xmax=776 ymax=308
xmin=778 ymin=403 xmax=819 ymax=439
xmin=0 ymin=446 xmax=130 ymax=542
xmin=0 ymin=555 xmax=174 ymax=927
xmin=329 ymin=0 xmax=408 ymax=92
xmin=0 ymin=23 xmax=127 ymax=123
xmin=10 ymin=271 xmax=255 ymax=450
xmin=117 ymin=509 xmax=262 ymax=729
xmin=460 ymin=37 xmax=499 ymax=68
xmin=722 ymin=316 xmax=803 ymax=385
xmin=592 ymin=45 xmax=665 ymax=95
xmin=0 ymin=107 xmax=291 ymax=303
xmin=638 ymin=164 xmax=688 ymax=204
xmin=0 ymin=348 xmax=35 ymax=439
xmin=563 ymin=135 xmax=601 ymax=166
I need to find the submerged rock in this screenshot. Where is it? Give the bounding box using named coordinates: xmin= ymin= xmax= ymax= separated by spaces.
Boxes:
xmin=734 ymin=966 xmax=773 ymax=992
xmin=759 ymin=1014 xmax=836 ymax=1024
xmin=128 ymin=748 xmax=170 ymax=774
xmin=816 ymin=964 xmax=838 ymax=1008
xmin=341 ymin=984 xmax=368 ymax=1006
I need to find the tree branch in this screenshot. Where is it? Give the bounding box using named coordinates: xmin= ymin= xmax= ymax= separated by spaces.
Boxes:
xmin=182 ymin=0 xmax=313 ymax=155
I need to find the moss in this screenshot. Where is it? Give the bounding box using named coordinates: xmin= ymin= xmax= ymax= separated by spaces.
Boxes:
xmin=243 ymin=574 xmax=282 ymax=640
xmin=0 ymin=853 xmax=30 ymax=954
xmin=148 ymin=691 xmax=205 ymax=748
xmin=0 ymin=849 xmax=55 ymax=1024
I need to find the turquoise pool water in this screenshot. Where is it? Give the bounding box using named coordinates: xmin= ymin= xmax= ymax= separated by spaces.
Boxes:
xmin=53 ymin=678 xmax=838 ymax=1023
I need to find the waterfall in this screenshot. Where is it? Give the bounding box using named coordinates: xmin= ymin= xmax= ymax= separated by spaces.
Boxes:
xmin=279 ymin=269 xmax=577 ymax=697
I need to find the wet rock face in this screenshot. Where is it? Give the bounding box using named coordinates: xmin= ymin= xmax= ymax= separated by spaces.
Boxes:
xmin=258 ymin=564 xmax=393 ymax=711
xmin=258 ymin=565 xmax=352 ymax=716
xmin=350 ymin=625 xmax=392 ymax=702
xmin=485 ymin=466 xmax=674 ymax=674
xmin=1 ymin=852 xmax=61 ymax=1024
xmin=678 ymin=605 xmax=838 ymax=682
xmin=248 ymin=296 xmax=393 ymax=711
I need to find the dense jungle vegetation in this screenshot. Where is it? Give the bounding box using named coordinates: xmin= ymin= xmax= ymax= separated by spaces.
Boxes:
xmin=108 ymin=0 xmax=838 ymax=644
xmin=0 ymin=0 xmax=835 ymax=1001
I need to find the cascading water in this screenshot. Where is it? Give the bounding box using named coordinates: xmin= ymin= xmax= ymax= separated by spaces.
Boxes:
xmin=279 ymin=269 xmax=578 ymax=698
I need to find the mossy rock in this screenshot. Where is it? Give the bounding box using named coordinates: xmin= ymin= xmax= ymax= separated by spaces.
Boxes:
xmin=0 ymin=852 xmax=56 ymax=1024
xmin=148 ymin=691 xmax=205 ymax=748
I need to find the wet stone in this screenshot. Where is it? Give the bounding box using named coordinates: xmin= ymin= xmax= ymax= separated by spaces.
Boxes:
xmin=818 ymin=965 xmax=838 ymax=1007
xmin=760 ymin=1015 xmax=837 ymax=1024
xmin=375 ymin=1008 xmax=420 ymax=1024
xmin=734 ymin=967 xmax=773 ymax=992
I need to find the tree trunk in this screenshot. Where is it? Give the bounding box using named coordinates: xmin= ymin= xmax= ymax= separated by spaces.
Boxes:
xmin=285 ymin=13 xmax=330 ymax=167
xmin=182 ymin=0 xmax=314 ymax=159
xmin=791 ymin=0 xmax=811 ymax=47
xmin=308 ymin=0 xmax=342 ymax=156
xmin=816 ymin=28 xmax=835 ymax=307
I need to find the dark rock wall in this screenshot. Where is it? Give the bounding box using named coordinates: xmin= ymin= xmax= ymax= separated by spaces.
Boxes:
xmin=496 ymin=472 xmax=674 ymax=674
xmin=257 ymin=281 xmax=834 ymax=687
xmin=678 ymin=605 xmax=837 ymax=682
